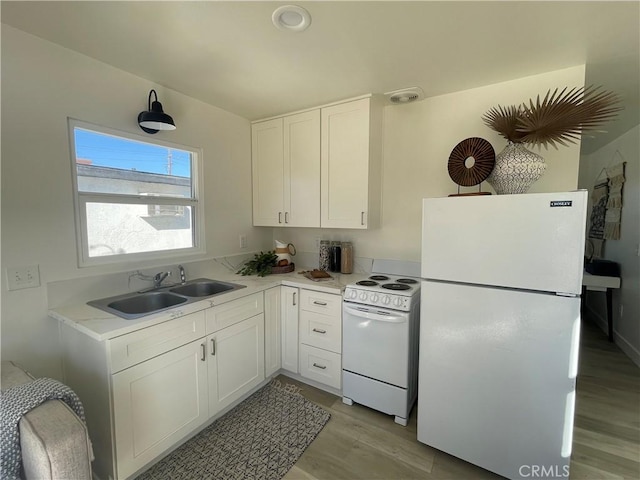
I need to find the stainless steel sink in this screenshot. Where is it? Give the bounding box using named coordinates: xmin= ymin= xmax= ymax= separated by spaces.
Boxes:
xmin=169 ymin=279 xmax=238 ymax=297
xmin=108 ymin=292 xmax=187 ymax=315
xmin=87 ymin=278 xmax=246 ymax=320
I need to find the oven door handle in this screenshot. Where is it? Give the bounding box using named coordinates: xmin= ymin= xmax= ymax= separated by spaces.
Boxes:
xmin=343 ymin=304 xmax=407 ymax=323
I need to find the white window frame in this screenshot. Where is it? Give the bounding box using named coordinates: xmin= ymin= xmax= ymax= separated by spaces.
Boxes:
xmin=68 ymin=119 xmax=205 ymax=267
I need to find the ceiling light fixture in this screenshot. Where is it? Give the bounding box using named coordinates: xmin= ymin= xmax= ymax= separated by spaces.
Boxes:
xmin=138 ymin=89 xmax=176 ymax=134
xmin=385 ymin=87 xmax=426 ymax=105
xmin=272 ymin=5 xmax=311 ymax=32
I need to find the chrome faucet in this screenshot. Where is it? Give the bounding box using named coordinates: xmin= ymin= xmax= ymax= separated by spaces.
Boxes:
xmin=153 ymin=271 xmax=171 ymax=288
xmin=178 ymin=265 xmax=186 ymax=284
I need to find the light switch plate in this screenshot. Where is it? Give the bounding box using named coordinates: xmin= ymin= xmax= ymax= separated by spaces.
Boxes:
xmin=6 ymin=265 xmax=41 ymax=290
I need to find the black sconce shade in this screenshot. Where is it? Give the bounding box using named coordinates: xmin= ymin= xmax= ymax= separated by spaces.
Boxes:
xmin=138 ymin=89 xmax=176 ymax=134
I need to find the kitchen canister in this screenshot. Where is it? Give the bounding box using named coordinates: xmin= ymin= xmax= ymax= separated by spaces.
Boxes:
xmin=341 ymin=241 xmax=353 ymax=274
xmin=329 ymin=241 xmax=342 ymax=272
xmin=274 ymin=240 xmax=296 ymax=266
xmin=319 ymin=240 xmax=330 ymax=271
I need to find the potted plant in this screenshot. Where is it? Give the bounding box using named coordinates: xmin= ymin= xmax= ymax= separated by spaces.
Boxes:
xmin=237 ymin=251 xmax=278 ymax=277
xmin=482 ymin=86 xmax=622 ymax=194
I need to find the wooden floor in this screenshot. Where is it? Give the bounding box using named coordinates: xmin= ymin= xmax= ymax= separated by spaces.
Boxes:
xmin=281 ymin=318 xmax=640 ymax=479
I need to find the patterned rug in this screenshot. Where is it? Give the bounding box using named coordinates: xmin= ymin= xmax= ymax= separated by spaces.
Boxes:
xmin=135 ymin=380 xmax=330 ymax=480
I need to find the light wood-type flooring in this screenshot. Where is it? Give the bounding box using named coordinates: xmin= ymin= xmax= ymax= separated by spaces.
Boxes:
xmin=281 ymin=317 xmax=640 ymax=479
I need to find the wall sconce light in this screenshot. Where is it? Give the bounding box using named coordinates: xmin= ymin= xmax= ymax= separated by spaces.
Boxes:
xmin=138 ymin=89 xmax=176 ymax=134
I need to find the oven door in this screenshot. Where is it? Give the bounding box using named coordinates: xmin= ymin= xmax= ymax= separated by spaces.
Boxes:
xmin=342 ymin=302 xmax=410 ymax=388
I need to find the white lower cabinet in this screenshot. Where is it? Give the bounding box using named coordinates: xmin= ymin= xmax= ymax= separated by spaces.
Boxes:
xmin=281 ymin=286 xmax=299 ymax=373
xmin=112 ymin=338 xmax=209 ymax=479
xmin=298 ymin=289 xmax=342 ymax=389
xmin=264 ymin=286 xmax=282 ymax=377
xmin=59 ymin=294 xmax=266 ymax=480
xmin=207 ymin=314 xmax=265 ymax=413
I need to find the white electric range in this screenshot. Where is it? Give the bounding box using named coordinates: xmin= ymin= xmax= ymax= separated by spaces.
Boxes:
xmin=342 ymin=259 xmax=421 ymax=426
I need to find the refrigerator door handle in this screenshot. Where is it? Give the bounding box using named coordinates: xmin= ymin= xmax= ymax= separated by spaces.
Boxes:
xmin=343 ymin=304 xmax=407 ymax=323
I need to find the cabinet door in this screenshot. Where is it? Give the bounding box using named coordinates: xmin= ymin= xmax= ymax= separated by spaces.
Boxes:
xmin=209 ymin=314 xmax=265 ymax=413
xmin=284 ymin=110 xmax=320 ymax=227
xmin=281 ymin=286 xmax=299 ymax=373
xmin=112 ymin=339 xmax=208 ymax=479
xmin=321 ymin=98 xmax=371 ymax=228
xmin=252 ymin=118 xmax=284 ymax=226
xmin=264 ymin=287 xmax=282 ymax=377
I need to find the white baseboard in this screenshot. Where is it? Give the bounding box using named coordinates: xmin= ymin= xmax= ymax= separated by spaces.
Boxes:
xmin=584 ymin=304 xmax=640 ymax=367
xmin=614 ymin=332 xmax=640 ymax=367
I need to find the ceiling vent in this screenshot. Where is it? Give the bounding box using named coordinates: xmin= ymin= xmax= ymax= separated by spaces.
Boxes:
xmin=385 ymin=87 xmax=425 ymax=105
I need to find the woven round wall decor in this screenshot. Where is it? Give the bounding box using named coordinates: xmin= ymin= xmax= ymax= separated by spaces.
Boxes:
xmin=448 ymin=137 xmax=495 ymax=187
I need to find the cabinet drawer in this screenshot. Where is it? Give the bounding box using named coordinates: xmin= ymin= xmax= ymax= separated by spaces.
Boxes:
xmin=299 ymin=344 xmax=341 ymax=390
xmin=206 ymin=292 xmax=263 ymax=333
xmin=300 ymin=289 xmax=341 ymax=317
xmin=109 ymin=311 xmax=206 ymax=373
xmin=300 ymin=310 xmax=341 ymax=354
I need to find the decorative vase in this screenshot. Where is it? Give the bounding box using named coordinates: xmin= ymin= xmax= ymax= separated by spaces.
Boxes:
xmin=487 ymin=142 xmax=546 ymax=194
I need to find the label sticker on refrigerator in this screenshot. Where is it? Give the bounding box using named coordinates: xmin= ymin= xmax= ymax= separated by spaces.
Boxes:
xmin=550 ymin=200 xmax=572 ymax=207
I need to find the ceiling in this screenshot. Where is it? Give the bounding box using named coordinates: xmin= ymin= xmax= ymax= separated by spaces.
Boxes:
xmin=2 ymin=1 xmax=639 ymax=154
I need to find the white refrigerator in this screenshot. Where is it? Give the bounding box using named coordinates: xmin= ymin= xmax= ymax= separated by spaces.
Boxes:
xmin=417 ymin=191 xmax=587 ymax=480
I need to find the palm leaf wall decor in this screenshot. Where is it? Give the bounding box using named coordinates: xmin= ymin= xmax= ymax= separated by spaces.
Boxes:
xmin=483 ymin=85 xmax=622 ymax=149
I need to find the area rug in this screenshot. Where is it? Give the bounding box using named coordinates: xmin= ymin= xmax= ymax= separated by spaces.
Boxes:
xmin=135 ymin=380 xmax=330 ymax=480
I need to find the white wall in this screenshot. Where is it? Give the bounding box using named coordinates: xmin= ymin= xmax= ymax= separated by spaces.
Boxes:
xmin=0 ymin=26 xmax=271 ymax=378
xmin=275 ymin=66 xmax=586 ymax=262
xmin=578 ymin=126 xmax=640 ymax=365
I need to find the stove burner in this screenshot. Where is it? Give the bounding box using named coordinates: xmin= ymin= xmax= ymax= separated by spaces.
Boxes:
xmin=382 ymin=283 xmax=411 ymax=291
xmin=369 ymin=275 xmax=389 ymax=281
xmin=397 ymin=278 xmax=418 ymax=284
xmin=357 ymin=280 xmax=379 ymax=287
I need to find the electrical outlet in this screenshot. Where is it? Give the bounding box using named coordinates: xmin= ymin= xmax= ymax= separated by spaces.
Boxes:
xmin=239 ymin=234 xmax=248 ymax=249
xmin=6 ymin=265 xmax=41 ymax=290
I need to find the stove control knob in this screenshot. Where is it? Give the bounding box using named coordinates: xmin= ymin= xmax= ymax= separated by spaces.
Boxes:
xmin=346 ymin=290 xmax=356 ymax=299
xmin=382 ymin=295 xmax=391 ymax=305
xmin=371 ymin=294 xmax=379 ymax=303
xmin=359 ymin=292 xmax=368 ymax=301
xmin=393 ymin=297 xmax=403 ymax=307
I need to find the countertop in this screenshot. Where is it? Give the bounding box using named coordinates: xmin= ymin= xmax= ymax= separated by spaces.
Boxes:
xmin=49 ymin=268 xmax=368 ymax=342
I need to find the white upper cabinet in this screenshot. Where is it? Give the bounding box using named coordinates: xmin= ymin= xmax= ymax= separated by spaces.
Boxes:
xmin=321 ymin=97 xmax=382 ymax=229
xmin=252 ymin=118 xmax=285 ymax=226
xmin=252 ymin=110 xmax=320 ymax=227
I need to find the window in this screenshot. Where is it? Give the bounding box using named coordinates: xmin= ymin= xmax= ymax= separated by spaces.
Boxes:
xmin=69 ymin=119 xmax=204 ymax=266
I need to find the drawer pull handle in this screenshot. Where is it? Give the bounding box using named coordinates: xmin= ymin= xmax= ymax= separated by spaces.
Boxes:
xmin=312 ymin=363 xmax=327 ymax=370
xmin=313 ymin=301 xmax=327 ymax=306
xmin=312 ymin=328 xmax=327 ymax=334
xmin=211 ymin=338 xmax=216 ymax=356
xmin=200 ymin=343 xmax=206 ymax=362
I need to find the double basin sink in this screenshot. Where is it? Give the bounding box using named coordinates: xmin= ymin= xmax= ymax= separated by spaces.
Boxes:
xmin=88 ymin=278 xmax=246 ymax=320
